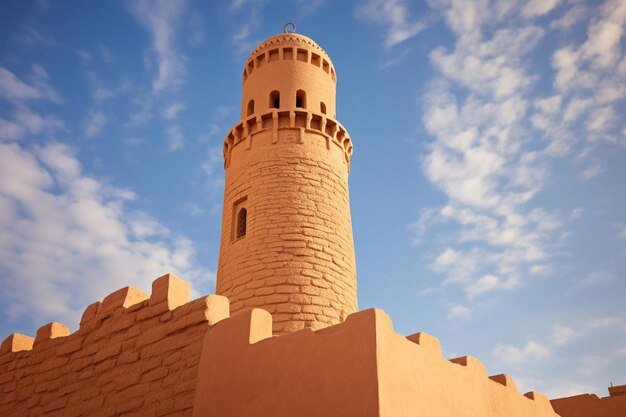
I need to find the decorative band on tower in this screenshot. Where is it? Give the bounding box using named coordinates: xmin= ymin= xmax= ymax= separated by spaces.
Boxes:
xmin=215 ymin=32 xmax=357 ymax=335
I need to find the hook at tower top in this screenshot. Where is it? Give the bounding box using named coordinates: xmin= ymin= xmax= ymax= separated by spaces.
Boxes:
xmin=283 ymin=22 xmax=296 ymax=33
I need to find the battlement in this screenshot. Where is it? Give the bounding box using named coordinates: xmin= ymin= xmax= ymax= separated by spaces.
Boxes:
xmin=223 ymin=109 xmax=353 ymax=169
xmin=193 ymin=307 xmax=560 ymax=417
xmin=551 ymin=385 xmax=626 ymax=417
xmin=0 ymin=275 xmax=560 ymax=417
xmin=243 ymin=34 xmax=336 ymax=83
xmin=0 ymin=273 xmax=229 ymax=417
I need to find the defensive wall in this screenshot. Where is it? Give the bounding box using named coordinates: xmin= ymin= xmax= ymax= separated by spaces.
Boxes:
xmin=551 ymin=385 xmax=626 ymax=417
xmin=0 ymin=274 xmax=229 ymax=417
xmin=2 ymin=274 xmax=561 ymax=417
xmin=194 ymin=307 xmax=560 ymax=417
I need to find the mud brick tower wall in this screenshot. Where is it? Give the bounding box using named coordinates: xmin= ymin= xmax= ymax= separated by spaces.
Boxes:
xmin=216 ymin=32 xmax=357 ymax=335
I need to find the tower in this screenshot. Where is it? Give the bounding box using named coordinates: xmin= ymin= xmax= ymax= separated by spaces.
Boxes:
xmin=215 ymin=27 xmax=357 ymax=335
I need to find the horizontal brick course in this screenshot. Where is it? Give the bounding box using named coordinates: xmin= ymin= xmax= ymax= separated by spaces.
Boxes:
xmin=0 ymin=275 xmax=230 ymax=417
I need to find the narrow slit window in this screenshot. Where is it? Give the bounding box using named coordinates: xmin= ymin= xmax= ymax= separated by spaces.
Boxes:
xmin=320 ymin=102 xmax=327 ymax=114
xmin=247 ymin=99 xmax=255 ymax=116
xmin=296 ymin=90 xmax=306 ymax=109
xmin=236 ymin=208 xmax=247 ymax=239
xmin=270 ymin=90 xmax=280 ymax=109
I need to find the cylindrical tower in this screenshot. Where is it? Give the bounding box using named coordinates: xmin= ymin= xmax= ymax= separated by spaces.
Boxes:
xmin=216 ymin=29 xmax=356 ymax=335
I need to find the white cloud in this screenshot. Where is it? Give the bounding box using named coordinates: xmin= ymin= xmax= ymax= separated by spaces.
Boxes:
xmin=432 ymin=247 xmax=478 ymax=284
xmin=492 ymin=340 xmax=550 ymax=368
xmin=0 ymin=66 xmax=59 ymax=103
xmin=580 ymin=270 xmax=614 ymax=286
xmin=0 ymin=142 xmax=212 ymax=327
xmin=83 ymin=110 xmax=107 ymax=138
xmin=356 ymin=0 xmax=429 ymax=48
xmin=0 ymin=106 xmax=64 ymax=141
xmin=466 ymin=274 xmax=519 ymax=298
xmin=589 ymin=316 xmax=626 ymax=329
xmin=579 ymin=162 xmax=603 ymax=179
xmin=552 ymin=325 xmax=576 ymax=346
xmin=127 ymin=0 xmax=189 ymax=93
xmin=522 ymin=0 xmax=561 ymax=19
xmin=228 ymin=1 xmax=267 ymax=55
xmin=447 ymin=303 xmax=471 ymax=319
xmin=15 ymin=25 xmax=57 ymax=47
xmin=549 ymin=0 xmax=626 ymax=143
xmin=166 ymin=124 xmax=184 ymax=150
xmin=550 ymin=5 xmax=589 ymax=31
xmin=411 ymin=0 xmax=626 ymax=299
xmin=161 ymin=102 xmax=185 ymax=120
xmin=570 ymin=207 xmax=583 ymax=220
xmin=545 ymin=382 xmax=599 ymax=399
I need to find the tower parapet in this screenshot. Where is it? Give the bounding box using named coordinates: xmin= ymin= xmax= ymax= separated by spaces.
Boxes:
xmin=216 ymin=30 xmax=357 ymax=335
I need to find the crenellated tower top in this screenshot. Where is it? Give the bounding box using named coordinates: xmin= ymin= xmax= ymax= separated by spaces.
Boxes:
xmin=240 ymin=30 xmax=338 ymax=120
xmin=216 ymin=28 xmax=358 ymax=335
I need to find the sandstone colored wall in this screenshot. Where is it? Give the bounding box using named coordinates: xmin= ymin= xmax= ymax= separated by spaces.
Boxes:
xmin=551 ymin=392 xmax=626 ymax=417
xmin=217 ymin=112 xmax=356 ymax=335
xmin=240 ymin=34 xmax=338 ymax=119
xmin=0 ymin=274 xmax=229 ymax=417
xmin=216 ymin=32 xmax=357 ymax=336
xmin=193 ymin=307 xmax=560 ymax=417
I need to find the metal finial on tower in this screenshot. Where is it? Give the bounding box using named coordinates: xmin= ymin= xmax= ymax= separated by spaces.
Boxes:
xmin=283 ymin=22 xmax=296 ymax=33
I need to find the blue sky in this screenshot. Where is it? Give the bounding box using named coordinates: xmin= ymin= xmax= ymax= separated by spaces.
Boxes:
xmin=1 ymin=0 xmax=625 ymax=399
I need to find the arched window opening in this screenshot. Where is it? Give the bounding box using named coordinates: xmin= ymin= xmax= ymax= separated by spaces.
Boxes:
xmin=296 ymin=90 xmax=307 ymax=109
xmin=320 ymin=102 xmax=327 ymax=114
xmin=247 ymin=99 xmax=255 ymax=116
xmin=236 ymin=208 xmax=247 ymax=239
xmin=270 ymin=90 xmax=280 ymax=109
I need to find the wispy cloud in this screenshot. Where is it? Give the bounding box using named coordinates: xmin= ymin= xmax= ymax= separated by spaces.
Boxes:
xmin=161 ymin=102 xmax=185 ymax=120
xmin=552 ymin=324 xmax=576 ymax=346
xmin=579 ymin=270 xmax=614 ymax=286
xmin=522 ymin=0 xmax=562 ymax=19
xmin=0 ymin=106 xmax=64 ymax=141
xmin=447 ymin=303 xmax=471 ymax=319
xmin=166 ymin=124 xmax=184 ymax=150
xmin=409 ymin=0 xmax=626 ymax=301
xmin=356 ymin=0 xmax=429 ymax=49
xmin=126 ymin=0 xmax=189 ymax=93
xmin=0 ymin=142 xmax=212 ymax=327
xmin=228 ymin=0 xmax=268 ymax=55
xmin=579 ymin=161 xmax=603 ymax=179
xmin=83 ymin=110 xmax=107 ymax=138
xmin=492 ymin=340 xmax=550 ymax=369
xmin=14 ymin=25 xmax=57 ymax=47
xmin=0 ymin=66 xmax=59 ymax=103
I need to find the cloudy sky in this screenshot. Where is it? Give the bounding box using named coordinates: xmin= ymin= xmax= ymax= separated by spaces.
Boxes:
xmin=1 ymin=0 xmax=625 ymax=399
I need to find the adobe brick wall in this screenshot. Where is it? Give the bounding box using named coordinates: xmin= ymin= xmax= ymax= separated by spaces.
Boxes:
xmin=0 ymin=274 xmax=229 ymax=417
xmin=551 ymin=392 xmax=626 ymax=417
xmin=216 ymin=33 xmax=357 ymax=335
xmin=193 ymin=307 xmax=561 ymax=417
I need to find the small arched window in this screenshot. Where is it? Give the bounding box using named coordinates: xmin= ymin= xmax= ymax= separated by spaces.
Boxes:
xmin=236 ymin=208 xmax=247 ymax=239
xmin=320 ymin=102 xmax=327 ymax=114
xmin=296 ymin=90 xmax=307 ymax=108
xmin=247 ymin=99 xmax=255 ymax=116
xmin=270 ymin=90 xmax=280 ymax=109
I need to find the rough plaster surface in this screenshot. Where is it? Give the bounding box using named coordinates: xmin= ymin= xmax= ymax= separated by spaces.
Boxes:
xmin=0 ymin=274 xmax=229 ymax=417
xmin=193 ymin=308 xmax=561 ymax=417
xmin=551 ymin=391 xmax=626 ymax=417
xmin=216 ymin=33 xmax=357 ymax=335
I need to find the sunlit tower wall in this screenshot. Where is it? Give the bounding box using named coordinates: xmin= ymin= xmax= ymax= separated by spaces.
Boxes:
xmin=215 ymin=31 xmax=357 ymax=335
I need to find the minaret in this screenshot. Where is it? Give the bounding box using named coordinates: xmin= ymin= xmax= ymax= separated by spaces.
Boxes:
xmin=216 ymin=26 xmax=356 ymax=335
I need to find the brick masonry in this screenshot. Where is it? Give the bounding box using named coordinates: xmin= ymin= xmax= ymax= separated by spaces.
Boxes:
xmin=0 ymin=274 xmax=229 ymax=417
xmin=216 ymin=33 xmax=357 ymax=335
